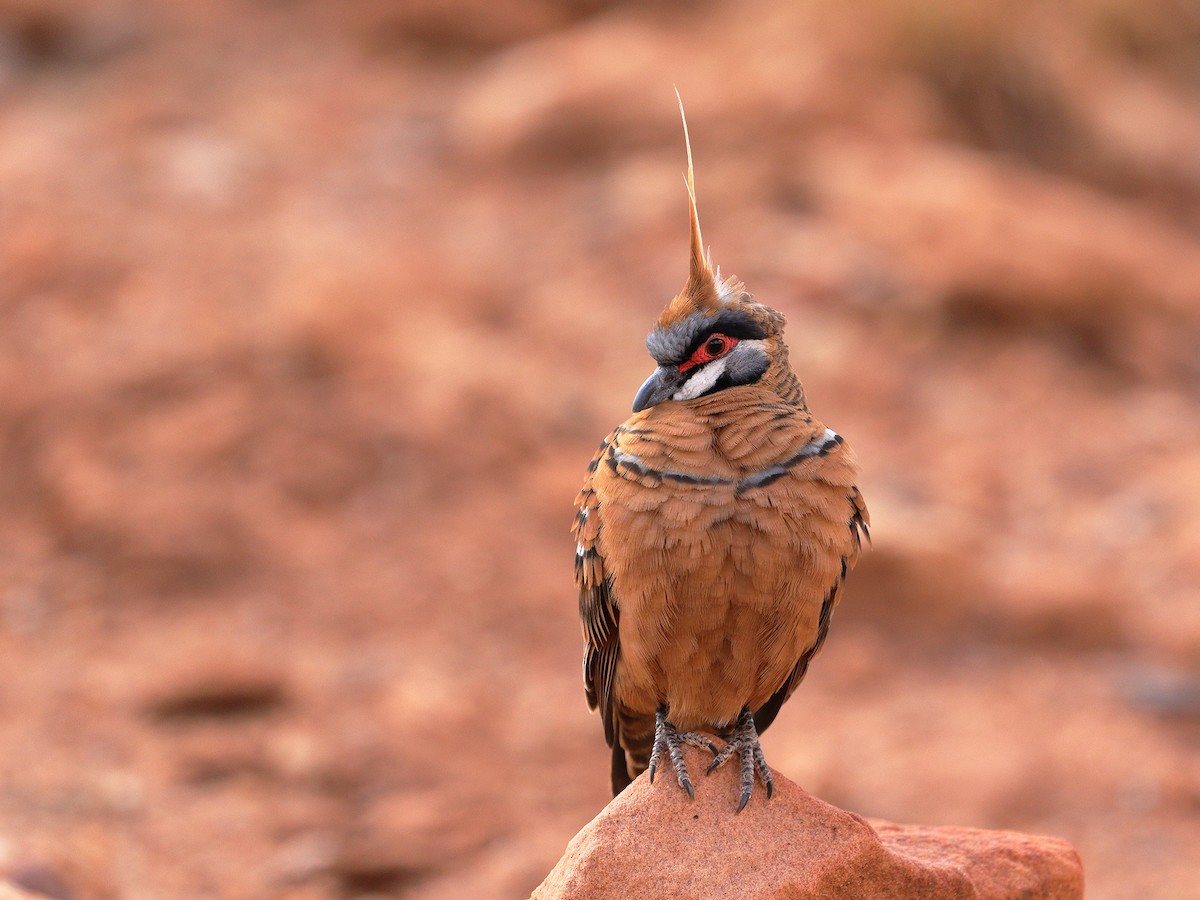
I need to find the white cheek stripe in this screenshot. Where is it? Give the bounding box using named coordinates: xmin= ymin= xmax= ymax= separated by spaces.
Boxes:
xmin=673 ymin=358 xmax=728 ymax=401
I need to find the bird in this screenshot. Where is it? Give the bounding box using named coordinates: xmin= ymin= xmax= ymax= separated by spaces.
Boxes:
xmin=572 ymin=96 xmax=869 ymax=813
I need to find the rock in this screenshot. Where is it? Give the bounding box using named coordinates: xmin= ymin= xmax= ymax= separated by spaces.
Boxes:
xmin=533 ymin=745 xmax=1083 ymax=900
xmin=449 ymin=15 xmax=670 ymax=162
xmin=143 ymin=662 xmax=288 ymax=724
xmin=802 ymin=136 xmax=1200 ymax=383
xmin=0 ymin=869 xmax=70 ymax=900
xmin=0 ymin=885 xmax=49 ymax=900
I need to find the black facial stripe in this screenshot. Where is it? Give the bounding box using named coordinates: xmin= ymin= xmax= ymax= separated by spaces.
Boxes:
xmin=716 ymin=308 xmax=767 ymax=335
xmin=681 ymin=321 xmax=763 ymax=362
xmin=646 ymin=308 xmax=767 ymax=366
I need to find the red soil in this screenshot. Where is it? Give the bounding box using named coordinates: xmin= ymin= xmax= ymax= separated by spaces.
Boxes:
xmin=0 ymin=2 xmax=1197 ymax=897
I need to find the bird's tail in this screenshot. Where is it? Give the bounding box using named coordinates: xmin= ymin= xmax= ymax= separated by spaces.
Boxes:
xmin=611 ymin=709 xmax=656 ymax=796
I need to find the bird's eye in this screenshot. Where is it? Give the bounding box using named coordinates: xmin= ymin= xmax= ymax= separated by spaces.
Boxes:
xmin=678 ymin=333 xmax=739 ymax=373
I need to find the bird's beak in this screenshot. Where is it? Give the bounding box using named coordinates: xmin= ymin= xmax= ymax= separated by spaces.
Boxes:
xmin=632 ymin=366 xmax=683 ymax=413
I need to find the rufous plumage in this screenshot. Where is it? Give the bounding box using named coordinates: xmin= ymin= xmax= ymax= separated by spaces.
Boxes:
xmin=573 ymin=94 xmax=868 ymax=811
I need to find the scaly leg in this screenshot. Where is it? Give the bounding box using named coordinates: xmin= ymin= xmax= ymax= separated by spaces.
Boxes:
xmin=707 ymin=706 xmax=774 ymax=812
xmin=647 ymin=707 xmax=718 ymax=799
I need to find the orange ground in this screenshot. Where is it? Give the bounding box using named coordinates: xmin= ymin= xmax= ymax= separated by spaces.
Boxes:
xmin=0 ymin=2 xmax=1198 ymax=898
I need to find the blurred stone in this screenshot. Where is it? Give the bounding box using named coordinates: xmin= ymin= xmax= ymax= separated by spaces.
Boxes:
xmin=143 ymin=663 xmax=288 ymax=724
xmin=358 ymin=785 xmax=499 ymax=872
xmin=328 ymin=847 xmax=423 ymax=898
xmin=534 ymin=745 xmax=1083 ymax=899
xmin=3 ymin=863 xmax=72 ymax=900
xmin=356 ymin=0 xmax=586 ymax=56
xmin=0 ymin=884 xmax=48 ymax=900
xmin=268 ymin=830 xmax=339 ymax=886
xmin=1120 ymin=663 xmax=1200 ymax=721
xmin=804 ymin=137 xmax=1200 ymax=383
xmin=450 ymin=15 xmax=667 ymax=162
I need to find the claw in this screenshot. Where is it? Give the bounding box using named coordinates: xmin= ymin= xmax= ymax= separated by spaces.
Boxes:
xmin=649 ymin=707 xmax=716 ymax=799
xmin=707 ymin=707 xmax=775 ymax=813
xmin=736 ymin=786 xmax=751 ymax=814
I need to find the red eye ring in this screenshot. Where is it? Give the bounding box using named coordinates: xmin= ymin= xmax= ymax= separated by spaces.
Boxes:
xmin=678 ymin=333 xmax=738 ymax=373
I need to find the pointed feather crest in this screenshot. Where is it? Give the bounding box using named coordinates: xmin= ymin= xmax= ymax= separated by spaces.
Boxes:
xmin=675 ymin=89 xmax=716 ymax=305
xmin=656 ymin=91 xmax=773 ymax=336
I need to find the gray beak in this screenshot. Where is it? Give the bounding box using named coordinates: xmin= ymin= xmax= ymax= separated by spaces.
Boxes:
xmin=632 ymin=366 xmax=683 ymax=413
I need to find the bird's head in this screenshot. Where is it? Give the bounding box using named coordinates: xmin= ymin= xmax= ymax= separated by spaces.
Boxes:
xmin=632 ymin=96 xmax=792 ymax=414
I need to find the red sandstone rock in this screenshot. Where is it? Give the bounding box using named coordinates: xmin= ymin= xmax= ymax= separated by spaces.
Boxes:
xmin=533 ymin=746 xmax=1083 ymax=900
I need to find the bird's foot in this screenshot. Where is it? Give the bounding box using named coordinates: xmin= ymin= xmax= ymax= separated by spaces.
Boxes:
xmin=647 ymin=707 xmax=718 ymax=799
xmin=707 ymin=707 xmax=774 ymax=812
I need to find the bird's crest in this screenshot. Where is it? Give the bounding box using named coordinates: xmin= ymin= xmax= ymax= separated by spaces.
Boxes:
xmin=678 ymin=88 xmax=713 ymax=302
xmin=658 ymin=90 xmax=771 ymax=333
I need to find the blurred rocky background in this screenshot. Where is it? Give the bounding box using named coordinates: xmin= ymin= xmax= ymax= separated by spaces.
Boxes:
xmin=0 ymin=0 xmax=1198 ymax=897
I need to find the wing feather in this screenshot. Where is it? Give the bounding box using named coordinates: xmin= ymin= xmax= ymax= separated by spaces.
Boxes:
xmin=754 ymin=480 xmax=870 ymax=734
xmin=574 ymin=432 xmax=621 ymax=747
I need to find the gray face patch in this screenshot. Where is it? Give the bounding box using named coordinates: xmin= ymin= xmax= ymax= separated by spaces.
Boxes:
xmin=645 ymin=311 xmax=720 ymax=366
xmin=723 ymin=340 xmax=770 ymax=386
